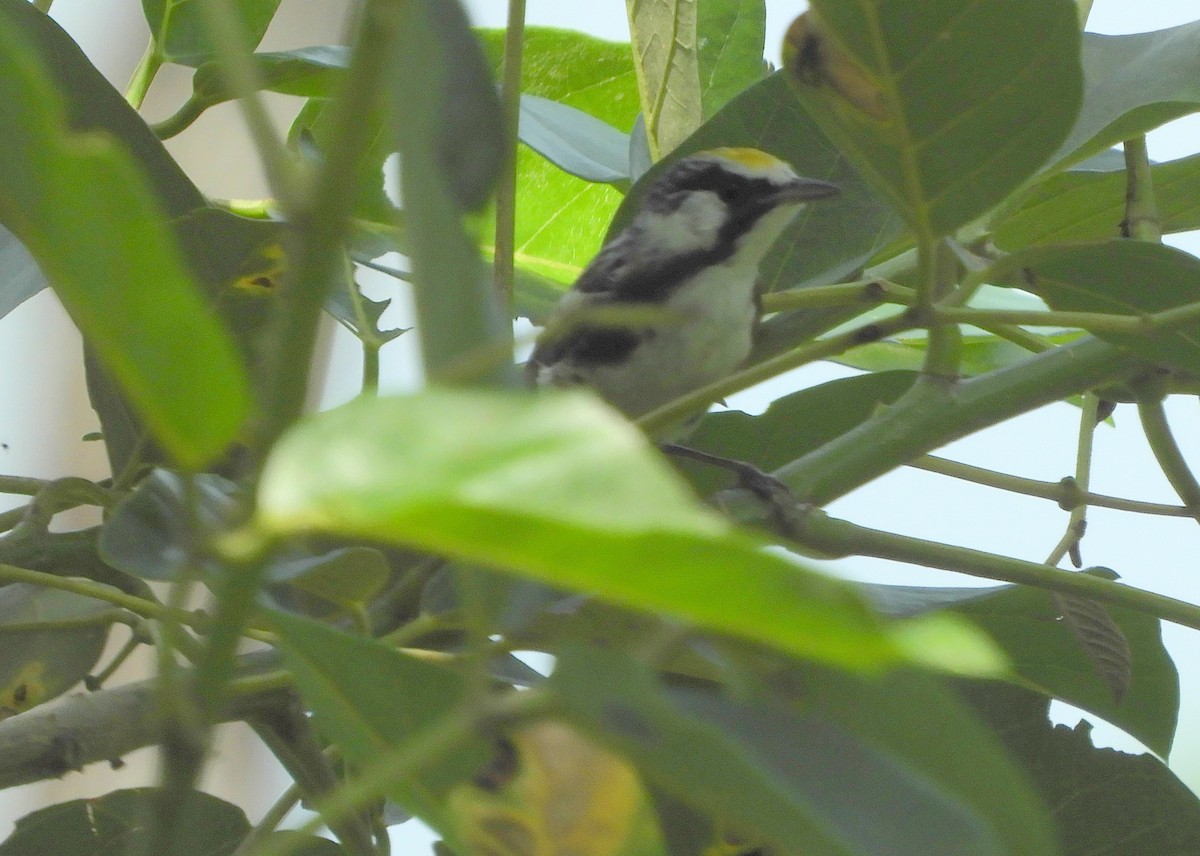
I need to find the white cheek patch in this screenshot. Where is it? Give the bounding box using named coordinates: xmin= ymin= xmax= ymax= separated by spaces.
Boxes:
xmin=637 ymin=191 xmax=727 ymax=255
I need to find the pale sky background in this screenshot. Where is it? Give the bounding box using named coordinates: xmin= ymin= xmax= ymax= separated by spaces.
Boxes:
xmin=2 ymin=0 xmax=1199 ymax=851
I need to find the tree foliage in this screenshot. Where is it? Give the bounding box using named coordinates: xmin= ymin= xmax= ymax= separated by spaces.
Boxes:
xmin=0 ymin=0 xmax=1198 ymax=854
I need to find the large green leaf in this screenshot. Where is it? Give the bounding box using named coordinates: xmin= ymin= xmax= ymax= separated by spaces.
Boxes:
xmin=271 ymin=611 xmax=488 ymax=847
xmin=864 ymin=582 xmax=1180 ymax=758
xmin=994 ymin=240 xmax=1200 ymax=374
xmin=254 ymin=390 xmax=1005 ymax=675
xmin=1050 ymin=22 xmax=1200 ymax=168
xmin=783 ymin=0 xmax=1082 ymax=237
xmin=992 ymin=153 xmax=1200 ymax=251
xmin=0 ymin=788 xmax=249 ymax=856
xmin=960 ymin=683 xmax=1200 ymax=855
xmin=141 ymin=0 xmax=281 ymax=66
xmin=0 ymin=19 xmax=251 ymax=469
xmin=553 ymin=647 xmax=1017 ymax=856
xmin=697 ymin=0 xmax=767 ymax=119
xmin=478 ymin=27 xmax=641 ymax=289
xmin=627 ymin=0 xmax=703 ymax=156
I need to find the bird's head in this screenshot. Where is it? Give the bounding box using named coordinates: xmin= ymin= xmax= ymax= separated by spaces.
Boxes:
xmin=631 ymin=147 xmax=839 ymax=262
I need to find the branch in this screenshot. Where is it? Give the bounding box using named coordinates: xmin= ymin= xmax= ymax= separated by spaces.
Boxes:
xmin=793 ymin=508 xmax=1200 ymax=633
xmin=0 ymin=663 xmax=292 ymax=791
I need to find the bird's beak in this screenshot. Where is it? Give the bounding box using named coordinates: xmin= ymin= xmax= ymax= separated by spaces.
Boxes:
xmin=775 ymin=176 xmax=840 ymax=204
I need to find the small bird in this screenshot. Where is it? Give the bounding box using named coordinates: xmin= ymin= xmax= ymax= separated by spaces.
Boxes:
xmin=527 ymin=147 xmax=839 ymax=421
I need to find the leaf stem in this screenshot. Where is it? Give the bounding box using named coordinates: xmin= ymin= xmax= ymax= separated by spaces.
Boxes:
xmin=908 ymin=454 xmax=1191 ymax=517
xmin=794 ymin=508 xmax=1200 ymax=632
xmin=919 ymin=238 xmax=963 ymax=379
xmin=1045 ymin=394 xmax=1100 ymax=567
xmin=151 ymin=96 xmax=208 ymax=140
xmin=761 ymin=278 xmax=916 ymax=313
xmin=493 ymin=0 xmax=527 ymax=314
xmin=1136 ymin=384 xmax=1200 ymax=522
xmin=1122 ymin=135 xmax=1161 ymax=241
xmin=125 ymin=40 xmax=162 ymax=109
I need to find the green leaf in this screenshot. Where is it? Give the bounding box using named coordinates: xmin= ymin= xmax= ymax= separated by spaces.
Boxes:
xmin=553 ymin=647 xmax=1009 ymax=856
xmin=628 ymin=0 xmax=703 ymax=156
xmin=0 ymin=1 xmax=203 ymax=321
xmin=612 ymin=74 xmax=904 ymax=296
xmin=782 ymin=666 xmax=1061 ymax=856
xmin=100 ymin=470 xmax=239 ymax=581
xmin=0 ymin=788 xmax=249 ymax=856
xmin=477 ymin=27 xmax=641 ymax=290
xmin=255 ymin=390 xmax=1005 ymax=675
xmin=680 ymin=371 xmax=916 ymax=495
xmin=995 ymin=240 xmax=1200 ymax=373
xmin=960 ymin=682 xmax=1200 ymax=855
xmin=194 ymin=45 xmax=350 ymax=101
xmin=272 ymin=546 xmax=390 ymax=608
xmin=0 ymin=584 xmax=112 ymax=716
xmin=271 ymin=611 xmax=490 ymax=843
xmin=993 ymin=153 xmax=1200 ymax=250
xmin=865 ymin=581 xmax=1180 ymax=758
xmin=159 ymin=45 xmax=351 ymax=137
xmin=0 ymin=21 xmax=251 ymax=469
xmin=394 ymin=0 xmax=508 ymax=381
xmin=697 ymin=0 xmax=766 ymax=119
xmin=1051 ymin=22 xmax=1200 ymax=168
xmin=517 ymin=94 xmax=630 ymax=184
xmin=142 ymin=0 xmax=281 ymax=66
xmin=783 ymin=0 xmax=1082 ymax=236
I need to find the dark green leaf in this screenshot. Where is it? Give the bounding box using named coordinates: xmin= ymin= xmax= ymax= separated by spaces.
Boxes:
xmin=960 ymin=683 xmax=1200 ymax=855
xmin=996 ymin=240 xmax=1200 ymax=373
xmin=1051 ymin=22 xmax=1200 ymax=168
xmin=784 ymin=0 xmax=1082 ymax=236
xmin=697 ymin=0 xmax=767 ymax=119
xmin=255 ymin=390 xmax=1003 ymax=674
xmin=142 ymin=0 xmax=282 ymax=66
xmin=993 ymin=153 xmax=1200 ymax=250
xmin=0 ymin=23 xmax=251 ymax=469
xmin=680 ymin=371 xmax=916 ymax=494
xmin=863 ymin=580 xmax=1179 ymax=757
xmin=325 ymin=277 xmax=406 ymax=346
xmin=553 ymin=647 xmax=1008 ymax=856
xmin=771 ymin=666 xmax=1061 ymax=856
xmin=99 ymin=470 xmax=239 ymax=581
xmin=517 ymin=95 xmax=630 ymax=184
xmin=0 ymin=584 xmax=111 ymax=715
xmin=194 ymin=45 xmax=350 ymax=102
xmin=271 ymin=611 xmax=489 ymax=843
xmin=0 ymin=2 xmax=203 ymax=322
xmin=270 ymin=546 xmax=390 ymax=607
xmin=0 ymin=788 xmax=249 ymax=856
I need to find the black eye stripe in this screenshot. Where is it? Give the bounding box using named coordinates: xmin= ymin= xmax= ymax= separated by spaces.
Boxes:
xmin=643 ymin=160 xmax=785 ymax=213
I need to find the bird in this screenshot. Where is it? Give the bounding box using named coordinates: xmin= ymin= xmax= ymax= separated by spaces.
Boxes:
xmin=526 ymin=147 xmax=839 ymax=422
